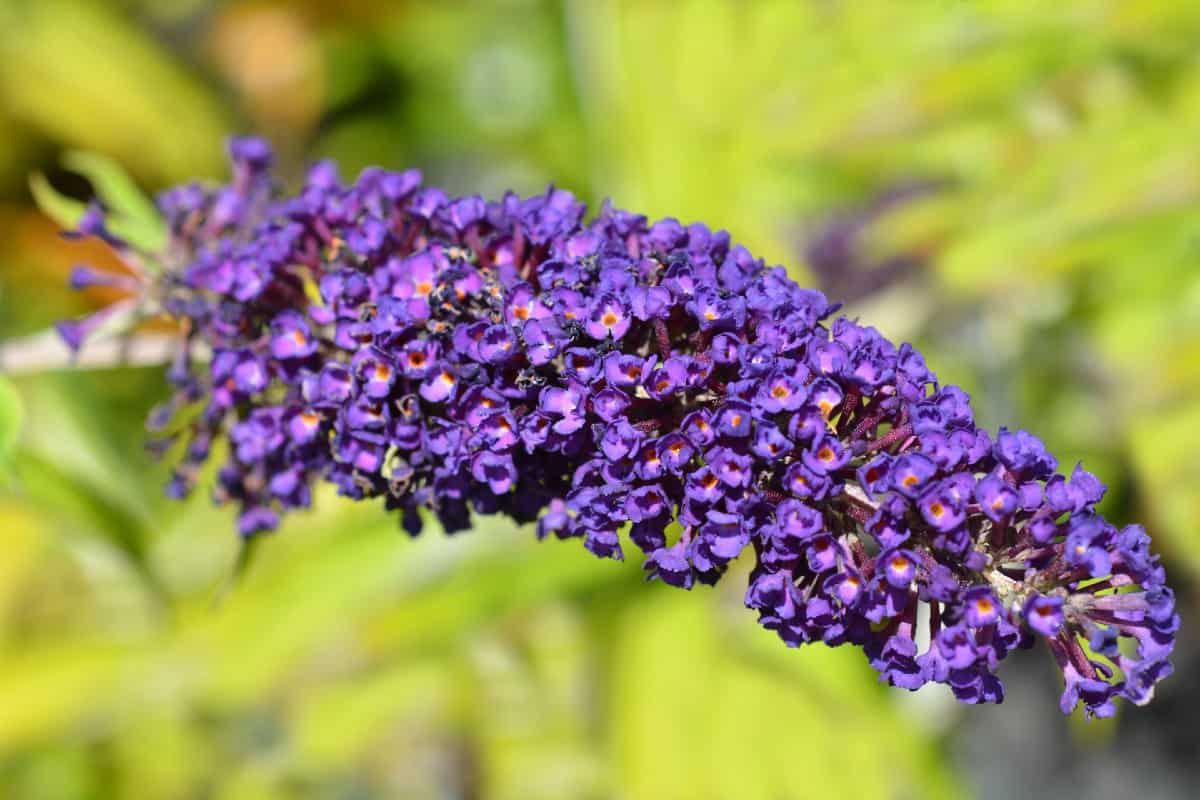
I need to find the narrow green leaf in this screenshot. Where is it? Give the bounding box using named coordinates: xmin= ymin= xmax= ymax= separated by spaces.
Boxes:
xmin=28 ymin=171 xmax=87 ymax=231
xmin=0 ymin=377 xmax=22 ymax=482
xmin=30 ymin=159 xmax=166 ymax=255
xmin=62 ymin=150 xmax=164 ymax=247
xmin=211 ymin=536 xmax=261 ymax=608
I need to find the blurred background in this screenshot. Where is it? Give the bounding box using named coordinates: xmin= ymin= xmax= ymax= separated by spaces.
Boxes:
xmin=0 ymin=0 xmax=1198 ymax=797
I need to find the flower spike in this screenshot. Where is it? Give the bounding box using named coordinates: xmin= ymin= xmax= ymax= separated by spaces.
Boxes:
xmin=60 ymin=137 xmax=1178 ymax=717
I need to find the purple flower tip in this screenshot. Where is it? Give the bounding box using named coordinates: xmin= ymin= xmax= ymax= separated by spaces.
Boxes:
xmin=54 ymin=319 xmax=87 ymax=351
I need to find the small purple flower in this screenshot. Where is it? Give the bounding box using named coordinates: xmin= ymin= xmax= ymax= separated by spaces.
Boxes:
xmin=537 ymin=498 xmax=570 ymax=540
xmin=399 ymin=339 xmax=438 ymax=378
xmin=600 ymin=419 xmax=642 ymax=462
xmin=232 ymin=351 xmax=268 ymax=394
xmin=751 ymin=422 xmax=792 ymax=461
xmin=994 ymin=427 xmax=1058 ymax=481
xmin=592 ymin=387 xmax=631 ymax=423
xmin=472 ymin=451 xmax=517 ymax=495
xmin=584 ymin=528 xmax=623 ymax=561
xmin=825 ymin=569 xmax=865 ymax=608
xmin=963 ymin=587 xmax=1001 ymax=628
xmin=523 ymin=319 xmax=562 ymax=366
xmin=479 ymin=324 xmax=518 ymax=363
xmin=680 ymin=410 xmax=715 ymax=447
xmin=479 ymin=412 xmax=519 ymax=451
xmin=634 ymin=441 xmax=666 ymax=481
xmin=539 ymin=385 xmax=587 ymax=434
xmin=802 ymin=435 xmax=850 ymax=475
xmin=805 ymin=535 xmax=839 ymax=573
xmin=776 ymin=499 xmax=823 ymax=541
xmin=757 ymin=370 xmax=807 ymax=413
xmin=585 ymin=294 xmax=631 ymax=341
xmin=645 ymin=359 xmax=687 ymax=400
xmin=288 ymin=409 xmax=323 ymax=443
xmin=238 ymin=506 xmax=279 ymax=537
xmin=626 ymin=485 xmax=670 ymax=522
xmin=880 ymin=549 xmax=917 ymax=590
xmin=746 ymin=570 xmax=798 ymax=619
xmin=647 ymin=542 xmax=694 ymax=589
xmin=808 ymin=379 xmax=843 ymax=418
xmin=917 ymin=484 xmax=966 ymax=532
xmin=891 ymin=454 xmax=937 ymax=498
xmin=932 ymin=625 xmax=979 ymax=672
xmin=713 ymin=401 xmax=753 ymax=438
xmin=783 ymin=462 xmax=833 ymax=501
xmin=856 ymin=454 xmax=893 ymax=494
xmin=975 ymin=471 xmax=1018 ymax=522
xmin=709 ymin=447 xmax=752 ymax=488
xmin=312 ymin=363 xmax=354 ymax=406
xmin=356 ymin=353 xmax=396 ymax=400
xmin=603 ymin=352 xmax=651 ymax=389
xmin=68 ymin=264 xmax=140 ymax=292
xmin=657 ymin=434 xmax=694 ymax=473
xmin=686 ymin=466 xmax=724 ymax=504
xmin=1025 ymin=594 xmax=1064 ymax=637
xmin=270 ymin=311 xmax=317 ymax=360
xmin=505 ymin=282 xmax=550 ymax=326
xmin=420 ymin=369 xmax=459 ymax=403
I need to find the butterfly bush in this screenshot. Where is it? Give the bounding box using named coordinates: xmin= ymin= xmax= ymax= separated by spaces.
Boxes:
xmin=59 ymin=138 xmax=1177 ymax=718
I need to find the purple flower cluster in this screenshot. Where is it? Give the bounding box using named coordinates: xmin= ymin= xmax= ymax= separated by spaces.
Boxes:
xmin=61 ymin=138 xmax=1177 ymax=717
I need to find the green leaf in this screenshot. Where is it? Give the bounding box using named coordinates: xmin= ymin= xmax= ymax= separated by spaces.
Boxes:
xmin=0 ymin=0 xmax=229 ymax=183
xmin=1131 ymin=402 xmax=1200 ymax=580
xmin=62 ymin=150 xmax=165 ymax=252
xmin=210 ymin=536 xmax=261 ymax=608
xmin=609 ymin=590 xmax=963 ymax=799
xmin=0 ymin=376 xmax=22 ymax=481
xmin=30 ymin=154 xmax=168 ymax=257
xmin=28 ymin=171 xmax=87 ymax=231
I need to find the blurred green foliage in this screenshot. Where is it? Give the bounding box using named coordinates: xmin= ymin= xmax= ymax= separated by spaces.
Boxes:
xmin=1 ymin=1 xmax=1198 ymax=798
